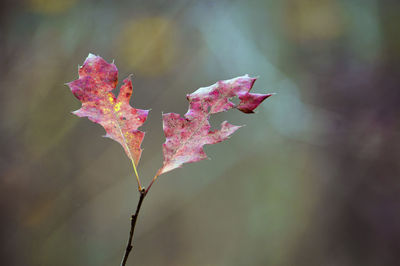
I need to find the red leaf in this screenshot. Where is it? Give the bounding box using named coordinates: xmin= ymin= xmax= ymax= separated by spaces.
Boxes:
xmin=159 ymin=75 xmax=272 ymax=174
xmin=67 ymin=54 xmax=149 ymax=165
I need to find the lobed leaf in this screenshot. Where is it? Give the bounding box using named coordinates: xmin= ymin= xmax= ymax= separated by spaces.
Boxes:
xmin=67 ymin=54 xmax=149 ymax=165
xmin=159 ymin=75 xmax=272 ymax=175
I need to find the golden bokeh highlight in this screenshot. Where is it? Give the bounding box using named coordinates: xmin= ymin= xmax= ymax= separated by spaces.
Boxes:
xmin=27 ymin=0 xmax=77 ymax=14
xmin=284 ymin=0 xmax=345 ymax=41
xmin=116 ymin=17 xmax=178 ymax=76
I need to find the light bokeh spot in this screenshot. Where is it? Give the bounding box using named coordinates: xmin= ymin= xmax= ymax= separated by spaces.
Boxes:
xmin=27 ymin=0 xmax=77 ymax=14
xmin=117 ymin=17 xmax=178 ymax=76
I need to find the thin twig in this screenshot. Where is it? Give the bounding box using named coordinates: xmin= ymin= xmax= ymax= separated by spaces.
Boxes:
xmin=145 ymin=170 xmax=161 ymax=194
xmin=120 ymin=188 xmax=147 ymax=266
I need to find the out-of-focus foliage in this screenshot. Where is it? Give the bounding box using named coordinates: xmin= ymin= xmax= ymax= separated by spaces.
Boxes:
xmin=28 ymin=0 xmax=77 ymax=14
xmin=117 ymin=17 xmax=178 ymax=76
xmin=1 ymin=0 xmax=399 ymax=265
xmin=284 ymin=0 xmax=344 ymax=41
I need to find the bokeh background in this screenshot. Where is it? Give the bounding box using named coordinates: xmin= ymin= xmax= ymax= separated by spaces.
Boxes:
xmin=1 ymin=0 xmax=400 ymax=265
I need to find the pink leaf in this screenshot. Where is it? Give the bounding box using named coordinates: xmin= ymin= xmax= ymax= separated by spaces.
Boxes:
xmin=67 ymin=54 xmax=149 ymax=165
xmin=159 ymin=75 xmax=272 ymax=175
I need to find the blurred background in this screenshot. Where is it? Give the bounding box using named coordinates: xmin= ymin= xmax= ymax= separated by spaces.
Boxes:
xmin=1 ymin=0 xmax=399 ymax=265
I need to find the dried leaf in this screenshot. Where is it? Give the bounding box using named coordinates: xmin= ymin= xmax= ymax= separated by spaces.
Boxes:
xmin=67 ymin=54 xmax=149 ymax=165
xmin=159 ymin=75 xmax=272 ymax=174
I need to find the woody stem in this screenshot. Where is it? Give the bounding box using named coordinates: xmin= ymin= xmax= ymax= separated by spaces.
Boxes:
xmin=120 ymin=188 xmax=147 ymax=266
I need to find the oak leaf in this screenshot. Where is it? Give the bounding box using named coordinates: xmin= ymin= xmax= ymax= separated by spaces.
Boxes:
xmin=67 ymin=54 xmax=149 ymax=165
xmin=159 ymin=75 xmax=272 ymax=175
